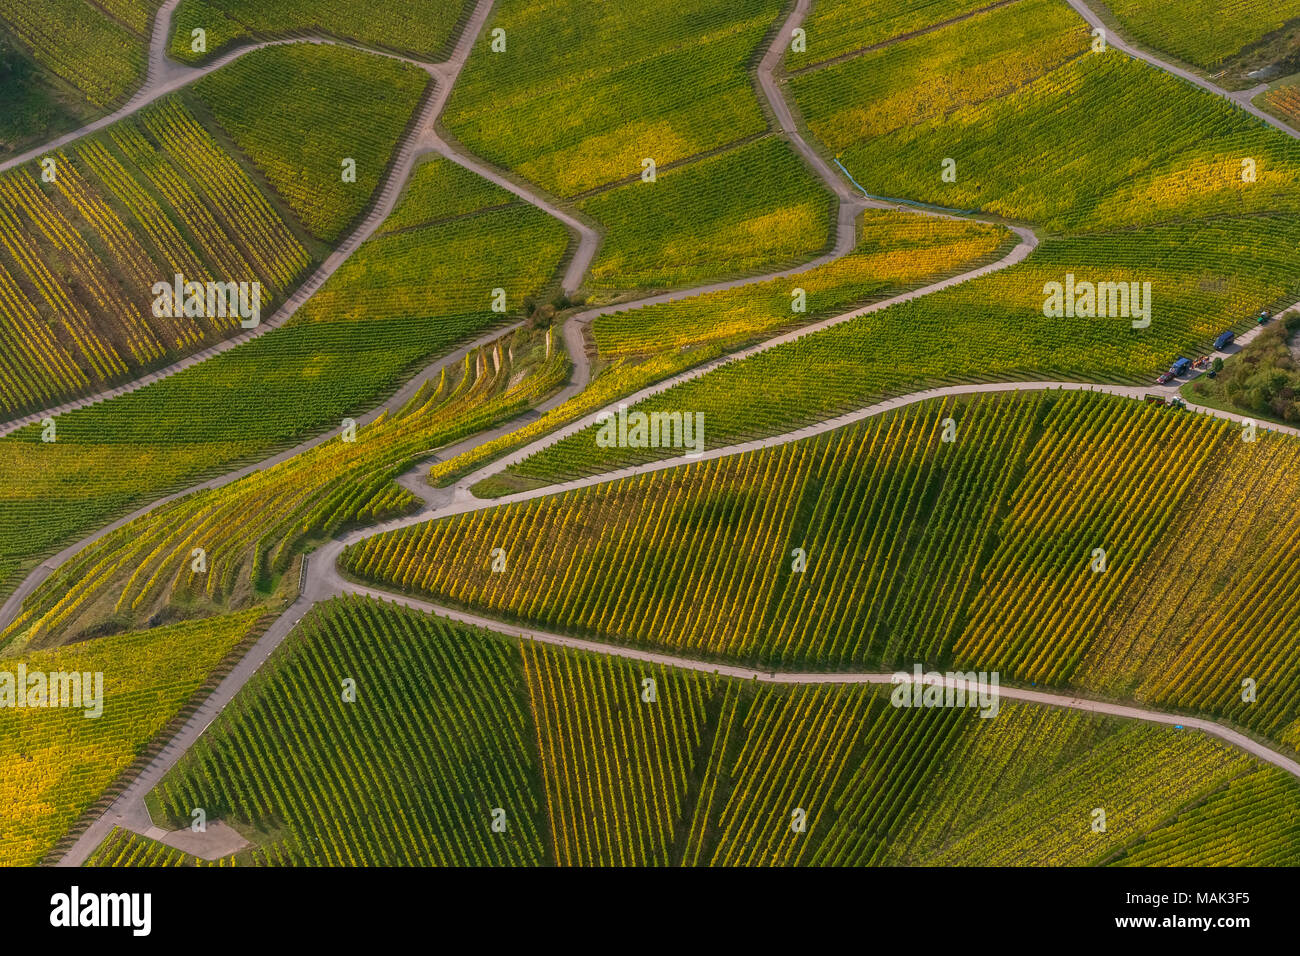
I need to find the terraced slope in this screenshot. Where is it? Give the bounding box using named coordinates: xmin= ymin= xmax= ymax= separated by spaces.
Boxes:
xmin=2 ymin=325 xmax=566 ymax=650
xmin=347 ymin=390 xmax=1300 ymax=749
xmin=0 ymin=610 xmax=262 ymax=866
xmin=117 ymin=598 xmax=1300 ymax=866
xmin=169 ymin=0 xmax=469 ymax=64
xmin=0 ymin=157 xmax=567 ymax=601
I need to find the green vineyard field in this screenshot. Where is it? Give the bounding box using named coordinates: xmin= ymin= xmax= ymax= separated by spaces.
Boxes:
xmin=169 ymin=0 xmax=469 ymax=64
xmin=0 ymin=0 xmax=148 ymax=111
xmin=86 ymin=827 xmax=232 ymax=866
xmin=0 ymin=609 xmax=261 ymax=866
xmin=505 ymin=217 xmax=1300 ymax=484
xmin=576 ymin=137 xmax=834 ymax=294
xmin=0 ymin=97 xmax=311 ymax=419
xmin=0 ymin=157 xmax=567 ymax=601
xmin=495 ymin=0 xmax=1300 ymax=483
xmin=1104 ymin=0 xmax=1300 ymax=70
xmin=190 ymin=43 xmax=429 ymax=242
xmin=148 ymin=597 xmax=549 ymax=866
xmin=444 ymin=0 xmax=787 ymax=197
xmin=118 ymin=597 xmax=1300 ymax=866
xmin=2 ymin=325 xmax=568 ymax=648
xmin=347 ymin=390 xmax=1300 ymax=749
xmin=591 ymin=210 xmax=1009 ymax=357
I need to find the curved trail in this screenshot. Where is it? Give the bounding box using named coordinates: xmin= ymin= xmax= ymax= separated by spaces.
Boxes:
xmin=40 ymin=0 xmax=1300 ymax=863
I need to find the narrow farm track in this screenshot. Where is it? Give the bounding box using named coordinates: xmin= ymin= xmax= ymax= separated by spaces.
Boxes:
xmin=27 ymin=0 xmax=1300 ymax=864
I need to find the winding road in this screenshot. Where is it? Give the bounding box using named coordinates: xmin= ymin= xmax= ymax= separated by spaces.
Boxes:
xmin=11 ymin=0 xmax=1299 ymax=864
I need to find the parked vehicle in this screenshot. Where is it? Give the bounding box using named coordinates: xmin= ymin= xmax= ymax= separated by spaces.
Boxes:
xmin=1259 ymin=309 xmax=1273 ymax=325
xmin=1171 ymin=357 xmax=1192 ymax=377
xmin=1157 ymin=370 xmax=1175 ymax=385
xmin=1214 ymin=330 xmax=1235 ymax=350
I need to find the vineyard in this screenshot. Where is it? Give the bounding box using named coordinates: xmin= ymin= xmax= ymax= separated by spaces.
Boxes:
xmin=1104 ymin=0 xmax=1300 ymax=70
xmin=0 ymin=0 xmax=149 ymax=111
xmin=346 ymin=391 xmax=1047 ymax=668
xmin=190 ymin=43 xmax=430 ymax=242
xmin=443 ymin=0 xmax=787 ymax=198
xmin=689 ymin=686 xmax=1257 ymax=866
xmin=122 ymin=598 xmax=1300 ymax=866
xmin=1110 ymin=767 xmax=1300 ymax=866
xmin=432 ymin=343 xmax=733 ymax=495
xmin=0 ymin=610 xmax=260 ymax=866
xmin=788 ymin=0 xmax=1089 ymax=140
xmin=474 ymin=0 xmax=1300 ymax=484
xmin=168 ymin=0 xmax=468 ymax=64
xmin=346 ymin=389 xmax=1300 ymax=749
xmin=0 ymin=158 xmax=567 ymax=603
xmin=2 ymin=324 xmax=569 ymax=649
xmin=576 ymin=137 xmax=833 ymax=294
xmin=0 ymin=97 xmax=311 ymax=419
xmin=503 ymin=216 xmax=1300 ymax=486
xmin=521 ymin=640 xmax=716 ymax=866
xmin=5 ymin=0 xmax=1300 ymax=876
xmin=86 ymin=827 xmax=231 ymax=867
xmin=785 ymin=0 xmax=994 ymax=72
xmin=1263 ymin=84 xmax=1300 ymax=128
xmin=592 ymin=209 xmax=1010 ymax=356
xmin=147 ymin=597 xmax=549 ymax=866
xmin=378 ymin=155 xmax=513 ymax=234
xmin=791 ymin=12 xmax=1300 ymax=233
